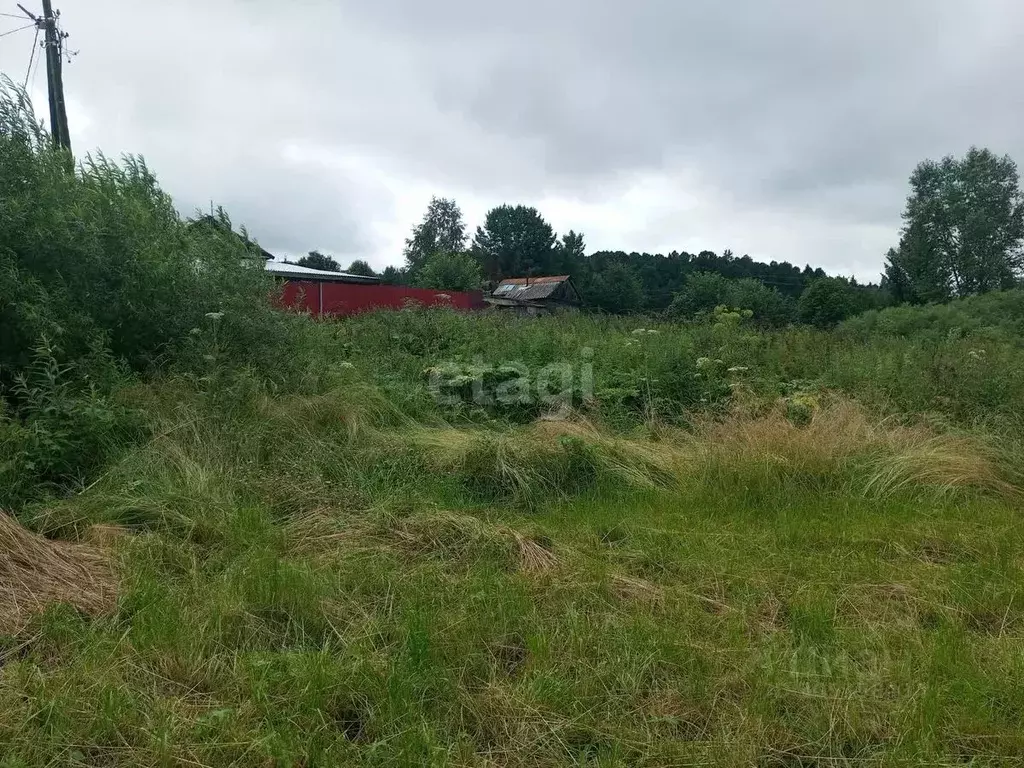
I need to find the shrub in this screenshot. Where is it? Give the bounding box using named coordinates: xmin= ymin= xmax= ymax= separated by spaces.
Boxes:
xmin=0 ymin=80 xmax=300 ymax=389
xmin=413 ymin=251 xmax=482 ymax=292
xmin=798 ymin=277 xmax=859 ymax=328
xmin=0 ymin=80 xmax=329 ymax=505
xmin=841 ymin=289 xmax=1024 ymax=344
xmin=668 ymin=272 xmax=795 ymax=326
xmin=0 ymin=341 xmax=144 ymax=508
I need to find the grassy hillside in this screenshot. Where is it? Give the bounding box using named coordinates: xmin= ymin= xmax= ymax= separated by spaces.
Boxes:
xmin=4 ymin=83 xmax=1024 ymax=766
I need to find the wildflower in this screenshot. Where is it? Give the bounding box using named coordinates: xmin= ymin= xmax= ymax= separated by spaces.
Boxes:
xmin=338 ymin=362 xmax=355 ymax=370
xmin=205 ymin=311 xmax=225 ymax=321
xmin=696 ymin=357 xmax=713 ymax=370
xmin=632 ymin=329 xmax=647 ymax=336
xmin=727 ymin=366 xmax=749 ymax=374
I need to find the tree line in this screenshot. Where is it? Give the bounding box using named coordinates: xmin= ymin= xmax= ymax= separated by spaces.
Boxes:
xmin=296 ymin=146 xmax=1024 ymax=327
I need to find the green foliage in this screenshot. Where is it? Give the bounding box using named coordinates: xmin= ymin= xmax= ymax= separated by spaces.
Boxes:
xmin=889 ymin=148 xmax=1024 ymax=302
xmin=380 ymin=264 xmax=409 ymax=285
xmin=323 ymin=301 xmax=1024 ymax=438
xmin=841 ymin=289 xmax=1024 ymax=344
xmin=412 ymin=251 xmax=482 ymax=292
xmin=668 ymin=271 xmax=795 ymax=326
xmin=594 ymin=249 xmax=833 ymax=313
xmin=0 ymin=80 xmax=304 ymax=380
xmin=472 ymin=204 xmax=557 ymax=280
xmin=404 ymin=197 xmax=467 ymax=274
xmin=669 ymin=271 xmax=734 ymax=317
xmin=345 ymin=259 xmax=377 ymax=277
xmin=728 ymin=278 xmax=796 ymax=325
xmin=583 ymin=260 xmax=644 ymax=314
xmin=6 ymin=313 xmax=1024 ymax=764
xmin=0 ymin=81 xmax=318 ymax=504
xmin=399 ymin=200 xmax=894 ymax=318
xmin=556 ymin=230 xmax=586 ymax=275
xmin=798 ymin=276 xmax=859 ymax=328
xmin=0 ymin=340 xmax=143 ymax=508
xmin=0 ymin=92 xmax=288 ymax=380
xmin=296 ymin=251 xmax=341 ymax=272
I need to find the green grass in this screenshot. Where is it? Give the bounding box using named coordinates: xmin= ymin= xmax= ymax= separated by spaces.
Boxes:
xmin=3 ymin=352 xmax=1024 ymax=766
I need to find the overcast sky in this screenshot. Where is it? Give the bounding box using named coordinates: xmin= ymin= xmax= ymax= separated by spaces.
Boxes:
xmin=1 ymin=1 xmax=1021 ymax=280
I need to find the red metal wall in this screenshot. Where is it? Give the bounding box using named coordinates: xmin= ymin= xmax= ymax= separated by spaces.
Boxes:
xmin=281 ymin=280 xmax=485 ymax=317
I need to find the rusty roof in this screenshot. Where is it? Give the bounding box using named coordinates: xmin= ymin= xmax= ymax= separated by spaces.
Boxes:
xmin=493 ymin=275 xmax=572 ymax=302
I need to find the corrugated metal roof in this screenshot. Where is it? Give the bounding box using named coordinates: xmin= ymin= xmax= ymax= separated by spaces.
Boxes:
xmin=265 ymin=260 xmax=380 ymax=284
xmin=493 ymin=275 xmax=571 ymax=301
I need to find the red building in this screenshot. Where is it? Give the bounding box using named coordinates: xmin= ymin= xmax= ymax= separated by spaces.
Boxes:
xmin=267 ymin=261 xmax=485 ymax=317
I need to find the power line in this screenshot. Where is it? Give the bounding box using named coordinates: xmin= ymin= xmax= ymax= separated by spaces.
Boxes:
xmin=30 ymin=38 xmax=42 ymax=89
xmin=0 ymin=10 xmax=28 ymax=17
xmin=23 ymin=25 xmax=39 ymax=89
xmin=0 ymin=21 xmax=34 ymax=37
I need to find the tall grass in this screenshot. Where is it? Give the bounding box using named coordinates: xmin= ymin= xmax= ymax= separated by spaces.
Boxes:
xmin=331 ymin=303 xmax=1024 ymax=438
xmin=841 ymin=289 xmax=1024 ymax=344
xmin=4 ymin=375 xmax=1024 ymax=766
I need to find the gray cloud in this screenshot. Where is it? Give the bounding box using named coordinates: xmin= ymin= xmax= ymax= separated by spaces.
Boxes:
xmin=1 ymin=0 xmax=1022 ymax=278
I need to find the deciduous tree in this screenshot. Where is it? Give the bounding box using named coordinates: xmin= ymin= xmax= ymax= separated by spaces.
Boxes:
xmin=404 ymin=197 xmax=467 ymax=274
xmin=472 ymin=205 xmax=557 ymax=280
xmin=346 ymin=259 xmax=377 ymax=277
xmin=296 ymin=251 xmax=340 ymax=272
xmin=889 ymin=148 xmax=1024 ymax=302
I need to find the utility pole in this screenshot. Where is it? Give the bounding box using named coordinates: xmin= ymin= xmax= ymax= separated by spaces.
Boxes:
xmin=18 ymin=0 xmax=71 ymax=153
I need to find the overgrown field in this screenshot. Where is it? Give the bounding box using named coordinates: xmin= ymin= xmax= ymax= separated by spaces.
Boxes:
xmin=3 ymin=305 xmax=1024 ymax=767
xmin=4 ymin=82 xmax=1024 ymax=766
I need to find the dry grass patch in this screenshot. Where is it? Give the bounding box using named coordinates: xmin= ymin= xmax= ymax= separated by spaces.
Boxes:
xmin=285 ymin=507 xmax=376 ymax=557
xmin=388 ymin=509 xmax=515 ymax=564
xmin=0 ymin=512 xmax=117 ymax=634
xmin=287 ymin=506 xmax=564 ymax=577
xmin=390 ymin=511 xmax=566 ymax=576
xmin=610 ymin=574 xmax=665 ymax=606
xmin=837 ymin=583 xmax=925 ymax=630
xmin=512 ymin=532 xmax=560 ymax=574
xmin=752 ymin=593 xmax=791 ymax=635
xmin=643 ymin=689 xmax=716 ymax=741
xmin=403 ymin=418 xmax=686 ymax=502
xmin=688 ymin=397 xmax=1019 ymax=500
